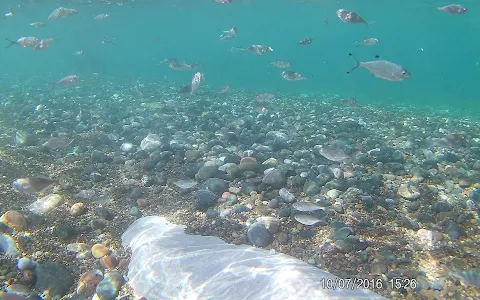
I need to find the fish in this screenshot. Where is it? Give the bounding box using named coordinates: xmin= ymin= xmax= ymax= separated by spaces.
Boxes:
xmin=281 ymin=71 xmax=306 ymax=81
xmin=220 ymin=26 xmax=237 ymax=40
xmin=271 ymin=61 xmax=291 ymax=68
xmin=42 ymin=136 xmax=74 ymax=149
xmin=215 ymin=0 xmax=234 ymax=3
xmin=231 ymin=45 xmax=273 ymax=55
xmin=34 ymin=38 xmax=55 ymax=51
xmin=318 ymin=147 xmax=350 ymax=162
xmin=168 ymin=62 xmax=199 ymax=71
xmin=347 ymin=53 xmax=411 ymax=82
xmin=94 ymin=13 xmax=110 ymax=20
xmin=11 ymin=176 xmax=56 ymax=195
xmin=30 ymin=22 xmax=46 ymax=28
xmin=191 ymin=72 xmax=204 ymax=94
xmin=102 ymin=39 xmax=116 ymax=45
xmin=218 ymin=85 xmax=231 ymax=93
xmin=256 ymin=93 xmax=275 ymax=103
xmin=56 ymin=75 xmax=80 ymax=86
xmin=4 ymin=8 xmax=13 ymax=17
xmin=437 ymin=4 xmax=467 ymax=15
xmin=297 ymin=37 xmax=313 ymax=46
xmin=74 ymin=50 xmax=83 ymax=56
xmin=336 ymin=9 xmax=368 ymax=26
xmin=356 ymin=38 xmax=378 ymax=47
xmin=5 ymin=37 xmax=39 ymax=48
xmin=48 ymin=7 xmax=77 ymax=20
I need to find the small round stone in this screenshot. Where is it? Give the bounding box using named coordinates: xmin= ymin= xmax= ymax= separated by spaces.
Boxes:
xmin=136 ymin=198 xmax=149 ymax=208
xmin=17 ymin=257 xmax=35 ymax=270
xmin=1 ymin=210 xmax=27 ymax=231
xmin=70 ymin=202 xmax=86 ymax=216
xmin=99 ymin=255 xmax=119 ymax=270
xmin=91 ymin=244 xmax=110 ymax=258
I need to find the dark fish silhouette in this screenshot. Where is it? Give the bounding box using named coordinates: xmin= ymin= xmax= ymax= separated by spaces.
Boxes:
xmin=297 ymin=37 xmax=313 ymax=46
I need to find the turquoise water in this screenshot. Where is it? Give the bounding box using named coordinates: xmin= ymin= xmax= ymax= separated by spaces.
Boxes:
xmin=1 ymin=0 xmax=479 ymax=118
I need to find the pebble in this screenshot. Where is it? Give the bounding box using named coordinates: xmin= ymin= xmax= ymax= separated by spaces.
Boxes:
xmin=91 ymin=244 xmax=110 ymax=258
xmin=17 ymin=257 xmax=36 ymax=270
xmin=397 ymin=184 xmax=421 ymax=200
xmin=247 ymin=222 xmax=273 ymax=247
xmin=100 ymin=255 xmax=119 ymax=270
xmin=70 ymin=202 xmax=86 ymax=216
xmin=256 ymin=217 xmax=280 ymax=234
xmin=194 ymin=190 xmax=218 ymax=211
xmin=29 ymin=194 xmax=63 ymax=215
xmin=279 ymin=188 xmax=295 ymax=203
xmin=262 ymin=168 xmax=286 ymax=189
xmin=77 ymin=270 xmax=103 ymax=296
xmin=95 ymin=270 xmax=124 ymax=300
xmin=0 ymin=234 xmax=20 ymax=256
xmin=1 ymin=210 xmax=27 ymax=231
xmin=35 ymin=261 xmax=74 ymax=298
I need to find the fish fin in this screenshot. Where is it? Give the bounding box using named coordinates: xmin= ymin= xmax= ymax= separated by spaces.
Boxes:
xmin=347 ymin=53 xmax=361 ymax=74
xmin=5 ymin=38 xmax=16 ymax=48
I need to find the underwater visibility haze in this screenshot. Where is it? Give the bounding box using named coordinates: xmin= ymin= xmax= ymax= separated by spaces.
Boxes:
xmin=0 ymin=0 xmax=480 ymax=300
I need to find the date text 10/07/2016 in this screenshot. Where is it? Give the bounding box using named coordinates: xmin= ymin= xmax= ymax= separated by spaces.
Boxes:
xmin=319 ymin=277 xmax=418 ymax=290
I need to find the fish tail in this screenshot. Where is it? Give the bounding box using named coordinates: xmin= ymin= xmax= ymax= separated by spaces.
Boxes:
xmin=231 ymin=47 xmax=244 ymax=52
xmin=5 ymin=38 xmax=16 ymax=48
xmin=347 ymin=53 xmax=361 ymax=74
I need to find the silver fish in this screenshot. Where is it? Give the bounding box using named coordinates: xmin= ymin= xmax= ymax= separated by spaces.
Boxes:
xmin=5 ymin=37 xmax=39 ymax=48
xmin=12 ymin=177 xmax=56 ymax=195
xmin=30 ymin=22 xmax=46 ymax=28
xmin=356 ymin=38 xmax=378 ymax=47
xmin=94 ymin=13 xmax=110 ymax=20
xmin=271 ymin=60 xmax=291 ymax=68
xmin=281 ymin=71 xmax=306 ymax=81
xmin=437 ymin=4 xmax=467 ymax=15
xmin=318 ymin=147 xmax=350 ymax=162
xmin=42 ymin=136 xmax=74 ymax=149
xmin=231 ymin=45 xmax=273 ymax=55
xmin=292 ymin=202 xmax=324 ymax=212
xmin=347 ymin=53 xmax=411 ymax=82
xmin=336 ymin=9 xmax=368 ymax=26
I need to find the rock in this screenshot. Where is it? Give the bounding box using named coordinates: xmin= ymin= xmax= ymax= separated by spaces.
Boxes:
xmin=196 ymin=166 xmax=219 ymax=181
xmin=370 ymin=262 xmax=388 ymax=275
xmin=204 ymin=178 xmax=229 ymax=194
xmin=1 ymin=210 xmax=27 ymax=231
xmin=185 ymin=150 xmax=202 ymax=161
xmin=70 ymin=202 xmax=86 ymax=216
xmin=262 ymin=169 xmax=286 ymax=189
xmin=303 ymin=180 xmax=321 ymax=196
xmin=223 ymin=163 xmax=241 ymax=178
xmin=173 ymin=179 xmax=197 ymax=190
xmin=35 ymin=261 xmax=74 ymax=298
xmin=0 ymin=234 xmax=20 ymax=256
xmin=279 ymin=188 xmax=295 ymax=203
xmin=91 ymin=244 xmax=110 ymax=258
xmin=239 ymin=157 xmax=260 ymax=173
xmin=100 ymin=255 xmax=119 ymax=270
xmin=91 ymin=150 xmax=105 ymax=163
xmin=140 ymin=134 xmax=162 ymax=151
xmin=194 ymin=190 xmax=218 ymax=211
xmin=17 ymin=257 xmax=36 ymax=270
xmin=29 ymin=194 xmax=63 ymax=215
xmin=397 ymin=184 xmax=421 ymax=200
xmin=431 ymin=202 xmax=452 ymax=213
xmin=247 ymin=222 xmax=273 ymax=247
xmin=256 ymin=217 xmax=280 ymax=234
xmin=66 ymin=243 xmax=91 ymax=259
xmin=331 ymin=227 xmax=353 ymax=241
xmin=95 ymin=271 xmax=124 ymax=300
xmin=316 ymin=165 xmax=334 ymax=185
xmin=325 ymin=189 xmax=341 ymax=199
xmin=445 ymin=221 xmax=467 ymax=239
xmin=77 ymin=270 xmax=103 ymax=296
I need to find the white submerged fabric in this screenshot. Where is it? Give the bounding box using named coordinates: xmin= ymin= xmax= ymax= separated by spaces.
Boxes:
xmin=121 ymin=216 xmax=387 ymax=300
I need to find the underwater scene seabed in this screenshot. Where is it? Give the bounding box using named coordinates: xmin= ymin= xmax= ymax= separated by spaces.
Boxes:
xmin=0 ymin=1 xmax=479 ymax=300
